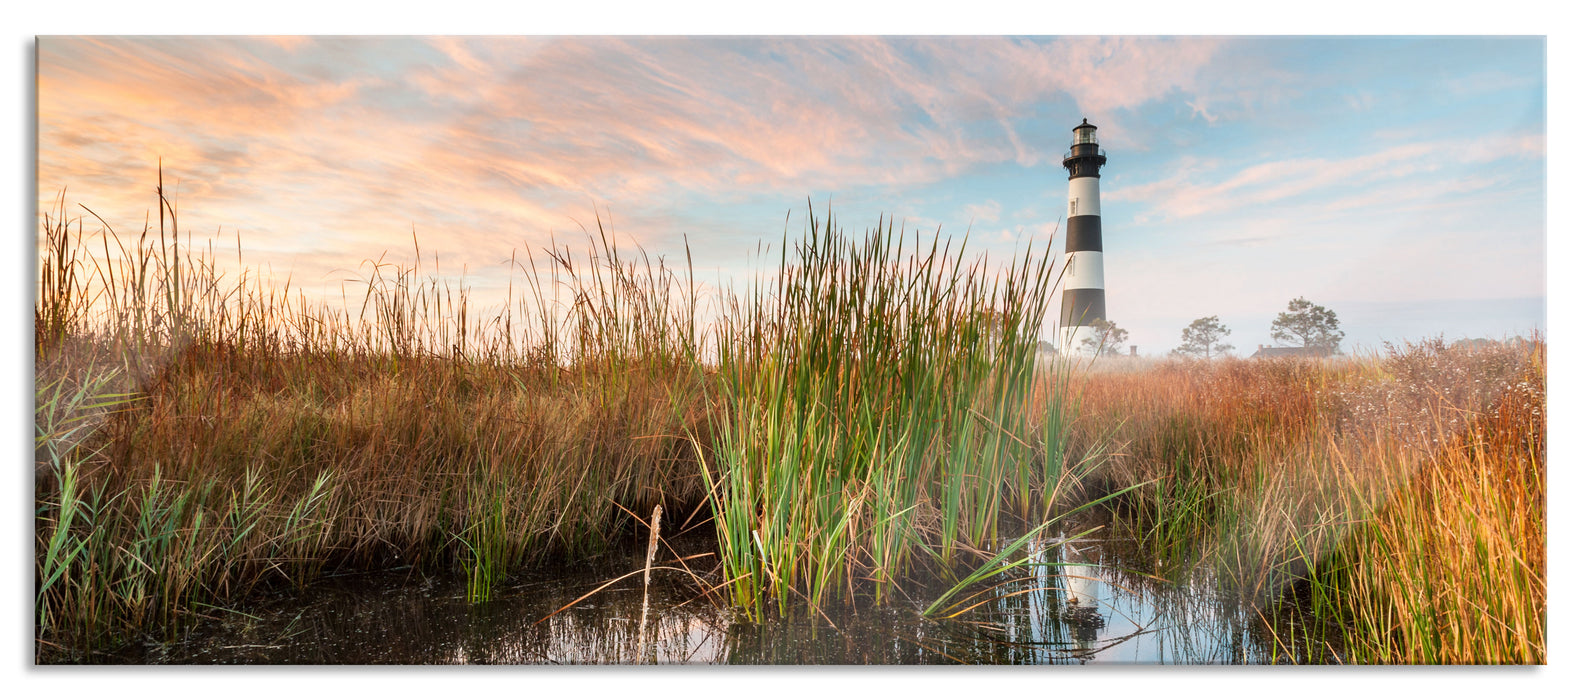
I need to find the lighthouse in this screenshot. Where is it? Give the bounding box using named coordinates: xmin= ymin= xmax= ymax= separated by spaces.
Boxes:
xmin=1059 ymin=118 xmax=1108 ymax=356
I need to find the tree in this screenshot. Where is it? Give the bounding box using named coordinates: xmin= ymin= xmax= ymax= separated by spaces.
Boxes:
xmin=1269 ymin=297 xmax=1344 ymax=354
xmin=1171 ymin=316 xmax=1234 ymax=359
xmin=1078 ymin=319 xmax=1129 ymax=356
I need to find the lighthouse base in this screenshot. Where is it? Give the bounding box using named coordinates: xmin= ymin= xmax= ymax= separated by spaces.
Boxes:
xmin=1058 ymin=324 xmax=1104 ymax=358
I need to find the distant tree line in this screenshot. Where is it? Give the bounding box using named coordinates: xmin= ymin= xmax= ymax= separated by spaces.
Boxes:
xmin=1165 ymin=297 xmax=1343 ymax=359
xmin=1062 ymin=297 xmax=1343 ymax=359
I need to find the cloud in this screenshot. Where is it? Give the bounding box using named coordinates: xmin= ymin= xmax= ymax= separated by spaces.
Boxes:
xmin=43 ymin=35 xmax=1229 ymax=194
xmin=1444 ymin=70 xmax=1538 ymax=96
xmin=1107 ymin=130 xmax=1544 ymax=223
xmin=1185 ymin=97 xmax=1218 ymax=123
xmin=37 ymin=35 xmax=1234 ymax=292
xmin=962 ymin=200 xmax=1002 ymax=225
xmin=1344 ymin=91 xmax=1375 ymax=112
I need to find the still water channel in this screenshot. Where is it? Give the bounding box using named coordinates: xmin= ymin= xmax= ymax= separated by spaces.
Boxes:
xmin=89 ymin=515 xmax=1337 ymax=665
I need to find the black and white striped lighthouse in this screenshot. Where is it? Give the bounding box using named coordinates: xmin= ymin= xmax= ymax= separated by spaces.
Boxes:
xmin=1059 ymin=118 xmax=1108 ymax=356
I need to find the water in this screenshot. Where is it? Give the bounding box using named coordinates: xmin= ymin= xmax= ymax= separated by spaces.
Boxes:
xmin=72 ymin=516 xmax=1336 ymax=665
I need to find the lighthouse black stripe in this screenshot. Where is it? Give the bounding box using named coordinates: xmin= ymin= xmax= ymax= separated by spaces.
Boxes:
xmin=1059 ymin=288 xmax=1107 ymax=328
xmin=1065 ymin=215 xmax=1103 ymax=252
xmin=1066 ymin=163 xmax=1104 ymax=180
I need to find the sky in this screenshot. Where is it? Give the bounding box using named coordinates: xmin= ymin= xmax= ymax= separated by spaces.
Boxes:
xmin=34 ymin=35 xmax=1545 ymax=355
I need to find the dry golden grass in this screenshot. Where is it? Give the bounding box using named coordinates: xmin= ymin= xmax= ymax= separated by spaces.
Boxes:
xmin=34 ymin=179 xmax=714 ymax=656
xmin=1061 ymin=341 xmax=1545 ymax=663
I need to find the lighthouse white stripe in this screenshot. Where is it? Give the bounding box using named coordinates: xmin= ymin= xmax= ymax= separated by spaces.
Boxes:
xmin=1067 ymin=177 xmax=1101 ymax=217
xmin=1062 ymin=251 xmax=1105 ymax=290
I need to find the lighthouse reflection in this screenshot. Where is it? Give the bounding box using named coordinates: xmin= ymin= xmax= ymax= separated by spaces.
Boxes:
xmin=1012 ymin=533 xmax=1108 ymax=663
xmin=1053 ymin=535 xmax=1106 ymax=648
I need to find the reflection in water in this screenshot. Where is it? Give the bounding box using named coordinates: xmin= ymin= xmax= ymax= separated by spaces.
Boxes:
xmin=80 ymin=520 xmax=1335 ymax=665
xmin=970 ymin=532 xmax=1270 ymax=664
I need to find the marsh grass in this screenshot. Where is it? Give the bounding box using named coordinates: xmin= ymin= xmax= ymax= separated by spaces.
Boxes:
xmin=1066 ymin=341 xmax=1545 ymax=663
xmin=35 ymin=180 xmax=1089 ymax=654
xmin=35 ymin=174 xmax=1544 ymax=664
xmin=34 ymin=176 xmax=712 ymax=656
xmin=1322 ymin=342 xmax=1546 ymax=663
xmin=707 ymin=209 xmax=1061 ymax=615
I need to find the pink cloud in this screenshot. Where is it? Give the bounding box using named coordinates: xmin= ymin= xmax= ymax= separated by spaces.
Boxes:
xmin=40 ymin=36 xmax=1225 ymax=207
xmin=37 ymin=36 xmax=1233 ymax=316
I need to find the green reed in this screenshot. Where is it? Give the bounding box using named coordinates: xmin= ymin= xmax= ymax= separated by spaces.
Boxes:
xmin=705 ymin=207 xmax=1078 ymax=617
